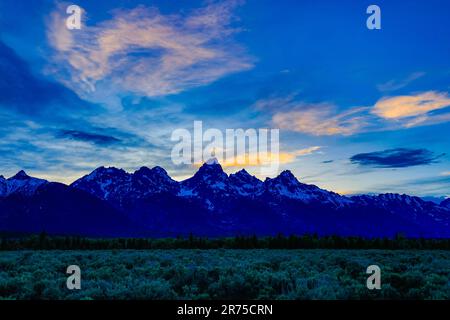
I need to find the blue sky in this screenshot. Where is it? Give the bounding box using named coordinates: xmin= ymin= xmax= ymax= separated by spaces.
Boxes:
xmin=0 ymin=0 xmax=449 ymax=197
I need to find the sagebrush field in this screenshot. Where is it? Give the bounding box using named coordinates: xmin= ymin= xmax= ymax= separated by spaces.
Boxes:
xmin=0 ymin=249 xmax=448 ymax=300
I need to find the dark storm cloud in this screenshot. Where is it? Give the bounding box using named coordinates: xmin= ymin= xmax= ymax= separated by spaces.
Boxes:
xmin=350 ymin=148 xmax=445 ymax=168
xmin=57 ymin=130 xmax=121 ymax=146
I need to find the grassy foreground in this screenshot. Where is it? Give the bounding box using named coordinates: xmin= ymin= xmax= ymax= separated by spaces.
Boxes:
xmin=0 ymin=249 xmax=448 ymax=300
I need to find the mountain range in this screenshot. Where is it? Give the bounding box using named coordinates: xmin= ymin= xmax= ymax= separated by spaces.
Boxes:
xmin=1 ymin=160 xmax=449 ymax=238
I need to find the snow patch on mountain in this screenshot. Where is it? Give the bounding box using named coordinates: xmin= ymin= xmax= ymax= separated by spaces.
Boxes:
xmin=351 ymin=193 xmax=450 ymax=227
xmin=229 ymin=169 xmax=264 ymax=196
xmin=71 ymin=165 xmax=179 ymax=204
xmin=0 ymin=171 xmax=48 ymax=196
xmin=2 ymin=160 xmax=450 ymax=237
xmin=179 ymin=161 xmax=229 ymax=199
xmin=264 ymin=170 xmax=351 ymax=207
xmin=205 ymin=157 xmax=220 ymax=165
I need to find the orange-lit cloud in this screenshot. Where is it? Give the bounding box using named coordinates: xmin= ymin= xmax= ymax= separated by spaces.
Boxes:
xmin=272 ymin=105 xmax=368 ymax=136
xmin=372 ymin=91 xmax=450 ymax=120
xmin=46 ymin=1 xmax=253 ymax=98
xmin=220 ymin=152 xmax=295 ymax=167
xmin=333 ymin=190 xmax=355 ymax=196
xmin=266 ymin=91 xmax=450 ymax=136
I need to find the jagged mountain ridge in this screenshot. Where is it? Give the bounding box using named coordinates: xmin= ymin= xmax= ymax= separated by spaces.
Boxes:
xmin=70 ymin=161 xmax=352 ymax=211
xmin=70 ymin=166 xmax=179 ymax=207
xmin=0 ymin=170 xmax=48 ymax=197
xmin=0 ymin=160 xmax=449 ymax=237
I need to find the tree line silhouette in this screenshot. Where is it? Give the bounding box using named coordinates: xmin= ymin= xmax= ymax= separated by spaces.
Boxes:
xmin=1 ymin=232 xmax=449 ymax=250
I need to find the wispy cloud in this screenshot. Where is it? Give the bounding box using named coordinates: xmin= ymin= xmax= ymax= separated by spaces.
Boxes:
xmin=294 ymin=146 xmax=322 ymax=156
xmin=272 ymin=103 xmax=369 ymax=136
xmin=372 ymin=91 xmax=450 ymax=127
xmin=252 ymin=94 xmax=300 ymax=111
xmin=350 ymin=148 xmax=445 ymax=168
xmin=264 ymin=90 xmax=450 ymax=136
xmin=0 ymin=110 xmax=176 ymax=184
xmin=377 ymin=72 xmax=425 ymax=92
xmin=46 ymin=1 xmax=253 ymax=101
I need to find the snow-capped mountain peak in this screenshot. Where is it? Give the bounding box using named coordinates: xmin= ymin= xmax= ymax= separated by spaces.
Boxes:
xmin=229 ymin=169 xmax=264 ymax=196
xmin=133 ymin=166 xmax=152 ymax=176
xmin=264 ymin=170 xmax=350 ymax=206
xmin=1 ymin=162 xmax=449 ymax=238
xmin=132 ymin=166 xmax=179 ymax=194
xmin=265 ymin=170 xmax=301 ymax=190
xmin=192 ymin=160 xmax=228 ymax=182
xmin=199 ymin=158 xmax=224 ymax=170
xmin=179 ymin=160 xmax=229 ymax=200
xmin=150 ymin=166 xmax=168 ymax=175
xmin=205 ymin=157 xmax=220 ymax=165
xmin=10 ymin=170 xmax=30 ymax=179
xmin=230 ymin=169 xmax=255 ymax=183
xmin=83 ymin=166 xmax=129 ymax=182
xmin=279 ymin=170 xmax=297 ymax=179
xmin=71 ymin=167 xmax=131 ymax=200
xmin=134 ymin=166 xmax=169 ymax=178
xmin=72 ymin=165 xmax=180 ymax=203
xmin=2 ymin=170 xmax=48 ymax=196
